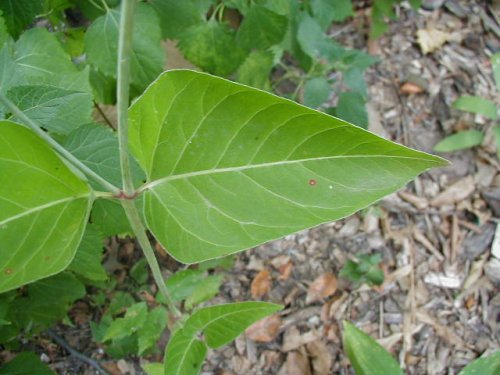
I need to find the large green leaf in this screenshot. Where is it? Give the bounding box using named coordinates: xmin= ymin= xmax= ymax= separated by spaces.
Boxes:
xmin=129 ymin=70 xmax=446 ymax=264
xmin=0 ymin=121 xmax=92 ymax=292
xmin=84 ymin=3 xmax=164 ymax=93
xmin=343 ymin=321 xmax=404 ymax=375
xmin=177 ymin=19 xmax=248 ymax=77
xmin=164 ymin=302 xmax=281 ymax=375
xmin=6 ymin=85 xmax=93 ymax=135
xmin=237 ymin=5 xmax=288 ymax=50
xmin=0 ymin=28 xmax=91 ymax=94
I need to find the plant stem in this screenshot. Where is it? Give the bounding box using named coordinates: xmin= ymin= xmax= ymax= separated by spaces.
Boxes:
xmin=116 ymin=0 xmax=180 ymax=318
xmin=0 ymin=92 xmax=121 ymax=194
xmin=121 ymin=200 xmax=181 ymax=318
xmin=116 ymin=0 xmax=135 ymax=196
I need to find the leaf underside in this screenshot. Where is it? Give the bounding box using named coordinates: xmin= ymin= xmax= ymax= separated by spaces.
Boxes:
xmin=0 ymin=121 xmax=92 ymax=293
xmin=129 ymin=70 xmax=446 ymax=264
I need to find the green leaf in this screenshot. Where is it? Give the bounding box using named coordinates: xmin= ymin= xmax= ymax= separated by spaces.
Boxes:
xmin=311 ymin=0 xmax=353 ymax=30
xmin=143 ymin=363 xmax=164 ymax=375
xmin=452 ymin=95 xmax=498 ymax=120
xmin=0 ymin=352 xmax=55 ymax=375
xmin=129 ymin=70 xmax=446 ymax=264
xmin=137 ymin=307 xmax=168 ymax=355
xmin=130 ymin=258 xmax=149 ymax=285
xmin=459 ymin=350 xmax=500 ymax=375
xmin=0 ymin=28 xmax=91 ymax=94
xmin=9 ymin=272 xmax=86 ymax=330
xmin=297 ymin=15 xmax=332 ymax=60
xmin=103 ymin=302 xmax=148 ymax=342
xmin=164 ymin=302 xmax=281 ymax=374
xmin=0 ymin=0 xmax=42 ymax=38
xmin=164 ymin=269 xmax=206 ymax=302
xmin=6 ymin=85 xmax=93 ymax=136
xmin=237 ymin=50 xmax=274 ymax=91
xmin=335 ymin=92 xmax=368 ymax=129
xmin=107 ymin=292 xmax=135 ymax=316
xmin=304 ymin=77 xmax=331 ymax=108
xmin=494 ymin=125 xmax=500 ymax=160
xmin=68 ymin=224 xmax=107 ymax=281
xmin=184 ymin=274 xmax=223 ymax=310
xmin=84 ymin=3 xmax=164 ymax=93
xmin=0 ymin=121 xmax=92 ymax=292
xmin=492 ymin=53 xmax=500 ymax=92
xmin=433 ymin=130 xmax=484 ymax=152
xmin=184 ymin=302 xmax=282 ymax=348
xmin=237 ymin=5 xmax=288 ymax=50
xmin=151 ymin=0 xmax=212 ymax=39
xmin=343 ymin=321 xmax=404 ymax=375
xmin=164 ymin=331 xmax=207 ymax=375
xmin=90 ymin=199 xmax=133 ymax=237
xmin=0 ymin=10 xmax=9 ymax=46
xmin=177 ymin=19 xmax=248 ymax=76
xmin=64 ymin=123 xmax=145 ymax=189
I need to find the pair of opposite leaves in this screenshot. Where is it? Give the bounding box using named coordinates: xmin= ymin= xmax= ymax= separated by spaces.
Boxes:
xmin=0 ymin=70 xmax=446 ymax=293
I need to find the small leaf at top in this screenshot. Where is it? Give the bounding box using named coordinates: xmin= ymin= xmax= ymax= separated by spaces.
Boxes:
xmin=129 ymin=70 xmax=446 ymax=264
xmin=84 ymin=3 xmax=164 ymax=93
xmin=237 ymin=50 xmax=274 ymax=91
xmin=237 ymin=5 xmax=288 ymax=50
xmin=303 ymin=76 xmax=331 ymax=108
xmin=343 ymin=321 xmax=404 ymax=375
xmin=452 ymin=95 xmax=498 ymax=120
xmin=0 ymin=28 xmax=91 ymax=95
xmin=0 ymin=121 xmax=92 ymax=293
xmin=335 ymin=92 xmax=368 ymax=129
xmin=177 ymin=19 xmax=248 ymax=77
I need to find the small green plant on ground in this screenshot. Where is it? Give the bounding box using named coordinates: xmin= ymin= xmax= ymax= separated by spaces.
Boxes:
xmin=342 ymin=321 xmax=500 ymax=375
xmin=434 ymin=53 xmax=500 ymax=156
xmin=339 ymin=252 xmax=385 ymax=287
xmin=0 ymin=0 xmax=450 ymax=374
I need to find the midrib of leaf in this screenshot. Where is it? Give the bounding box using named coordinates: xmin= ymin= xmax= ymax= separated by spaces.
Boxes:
xmin=142 ymin=154 xmax=444 ymax=191
xmin=0 ymin=194 xmax=90 ymax=226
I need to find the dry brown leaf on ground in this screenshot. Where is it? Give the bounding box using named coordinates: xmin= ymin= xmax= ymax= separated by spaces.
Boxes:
xmin=270 ymin=255 xmax=294 ymax=280
xmin=250 ymin=269 xmax=272 ymax=298
xmin=416 ymin=28 xmax=462 ymax=54
xmin=306 ymin=273 xmax=337 ymax=304
xmin=282 ymin=326 xmax=321 ymax=352
xmin=306 ymin=340 xmax=332 ymax=375
xmin=431 ymin=176 xmax=475 ymax=207
xmin=245 ymin=314 xmax=282 ymax=343
xmin=278 ymin=350 xmax=312 ymax=375
xmin=400 ymin=82 xmax=425 ymax=94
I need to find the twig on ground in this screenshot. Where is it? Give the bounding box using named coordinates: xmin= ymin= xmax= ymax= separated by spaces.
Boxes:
xmin=46 ymin=329 xmax=110 ymax=375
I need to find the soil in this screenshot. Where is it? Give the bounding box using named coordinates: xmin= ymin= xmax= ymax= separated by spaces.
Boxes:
xmin=7 ymin=1 xmax=500 ymax=374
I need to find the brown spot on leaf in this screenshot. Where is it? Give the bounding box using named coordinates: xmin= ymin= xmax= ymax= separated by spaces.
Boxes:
xmin=4 ymin=268 xmax=12 ymax=275
xmin=308 ymin=179 xmax=317 ymax=186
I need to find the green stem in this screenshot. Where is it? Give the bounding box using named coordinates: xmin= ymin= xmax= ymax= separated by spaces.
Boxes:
xmin=117 ymin=0 xmax=135 ymax=196
xmin=0 ymin=92 xmax=121 ymax=194
xmin=116 ymin=0 xmax=180 ymax=318
xmin=121 ymin=200 xmax=181 ymax=318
